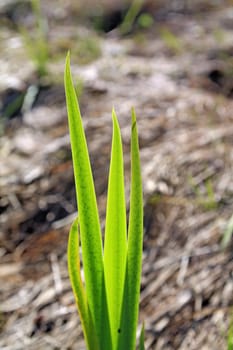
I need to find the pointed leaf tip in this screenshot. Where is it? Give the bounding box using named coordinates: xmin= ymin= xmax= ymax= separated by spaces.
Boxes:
xmin=112 ymin=109 xmax=119 ymax=129
xmin=65 ymin=51 xmax=70 ymax=68
xmin=131 ymin=106 xmax=136 ymax=119
xmin=131 ymin=108 xmax=137 ymax=133
xmin=112 ymin=107 xmax=117 ymax=119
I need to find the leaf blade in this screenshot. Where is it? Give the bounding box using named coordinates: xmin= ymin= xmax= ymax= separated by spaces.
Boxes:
xmin=104 ymin=110 xmax=127 ymax=349
xmin=139 ymin=323 xmax=145 ymax=350
xmin=67 ymin=219 xmax=99 ymax=350
xmin=64 ymin=52 xmax=111 ymax=349
xmin=117 ymin=108 xmax=143 ymax=350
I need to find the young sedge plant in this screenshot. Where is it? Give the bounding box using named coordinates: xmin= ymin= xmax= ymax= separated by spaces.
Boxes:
xmin=64 ymin=52 xmax=144 ymax=350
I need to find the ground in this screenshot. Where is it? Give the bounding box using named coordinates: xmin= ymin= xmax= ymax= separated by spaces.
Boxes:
xmin=0 ymin=0 xmax=233 ymax=349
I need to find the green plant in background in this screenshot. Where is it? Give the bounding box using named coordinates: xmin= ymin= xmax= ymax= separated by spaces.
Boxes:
xmin=21 ymin=0 xmax=49 ymax=77
xmin=0 ymin=91 xmax=26 ymax=135
xmin=159 ymin=27 xmax=182 ymax=55
xmin=74 ymin=35 xmax=101 ymax=65
xmin=202 ymin=179 xmax=218 ymax=210
xmin=120 ymin=0 xmax=144 ymax=34
xmin=64 ymin=52 xmax=144 ymax=350
xmin=137 ymin=13 xmax=154 ymax=30
xmin=120 ymin=0 xmax=153 ymax=34
xmin=188 ymin=176 xmax=218 ymax=210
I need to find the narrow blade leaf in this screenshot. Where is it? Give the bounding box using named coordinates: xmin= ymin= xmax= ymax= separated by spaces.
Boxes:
xmin=67 ymin=218 xmax=98 ymax=350
xmin=64 ymin=53 xmax=111 ymax=348
xmin=139 ymin=323 xmax=145 ymax=350
xmin=118 ymin=109 xmax=143 ymax=350
xmin=104 ymin=110 xmax=127 ymax=348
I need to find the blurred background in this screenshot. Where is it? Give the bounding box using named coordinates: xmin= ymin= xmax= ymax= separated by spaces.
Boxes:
xmin=1 ymin=0 xmax=233 ymax=349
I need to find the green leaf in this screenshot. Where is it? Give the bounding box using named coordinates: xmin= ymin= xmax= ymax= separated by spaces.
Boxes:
xmin=104 ymin=110 xmax=127 ymax=349
xmin=139 ymin=323 xmax=145 ymax=350
xmin=117 ymin=108 xmax=143 ymax=350
xmin=67 ymin=219 xmax=98 ymax=350
xmin=120 ymin=0 xmax=144 ymax=34
xmin=64 ymin=52 xmax=111 ymax=349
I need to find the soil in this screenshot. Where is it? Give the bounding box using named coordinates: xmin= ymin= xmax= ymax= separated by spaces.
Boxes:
xmin=1 ymin=1 xmax=233 ymax=349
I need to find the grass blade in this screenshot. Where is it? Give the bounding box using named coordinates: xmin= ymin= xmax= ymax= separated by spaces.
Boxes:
xmin=120 ymin=0 xmax=144 ymax=34
xmin=67 ymin=219 xmax=98 ymax=349
xmin=139 ymin=323 xmax=145 ymax=350
xmin=118 ymin=108 xmax=143 ymax=350
xmin=104 ymin=110 xmax=127 ymax=348
xmin=64 ymin=52 xmax=111 ymax=348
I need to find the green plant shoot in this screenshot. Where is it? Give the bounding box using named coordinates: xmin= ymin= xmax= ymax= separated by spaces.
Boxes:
xmin=64 ymin=52 xmax=144 ymax=350
xmin=139 ymin=324 xmax=145 ymax=350
xmin=21 ymin=0 xmax=49 ymax=77
xmin=120 ymin=0 xmax=145 ymax=34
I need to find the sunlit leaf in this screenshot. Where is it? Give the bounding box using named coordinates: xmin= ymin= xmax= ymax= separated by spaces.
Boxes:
xmin=104 ymin=110 xmax=127 ymax=348
xmin=65 ymin=54 xmax=144 ymax=350
xmin=67 ymin=218 xmax=98 ymax=349
xmin=139 ymin=323 xmax=145 ymax=350
xmin=118 ymin=109 xmax=143 ymax=350
xmin=64 ymin=53 xmax=111 ymax=349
